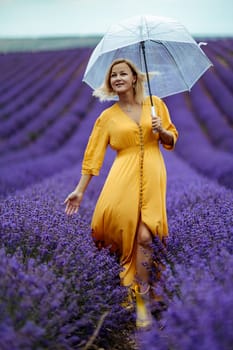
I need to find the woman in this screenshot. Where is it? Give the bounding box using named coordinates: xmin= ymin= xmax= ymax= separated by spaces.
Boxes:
xmin=64 ymin=58 xmax=178 ymax=328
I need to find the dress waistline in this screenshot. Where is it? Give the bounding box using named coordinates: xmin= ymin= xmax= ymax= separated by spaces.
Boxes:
xmin=117 ymin=141 xmax=156 ymax=156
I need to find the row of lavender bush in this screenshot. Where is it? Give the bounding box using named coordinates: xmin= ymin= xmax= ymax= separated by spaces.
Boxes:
xmin=165 ymin=92 xmax=233 ymax=189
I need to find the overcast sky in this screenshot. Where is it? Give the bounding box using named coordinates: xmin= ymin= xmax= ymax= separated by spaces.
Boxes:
xmin=0 ymin=0 xmax=232 ymax=38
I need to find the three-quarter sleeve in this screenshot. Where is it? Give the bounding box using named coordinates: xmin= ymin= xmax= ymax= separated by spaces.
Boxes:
xmin=154 ymin=96 xmax=178 ymax=150
xmin=82 ymin=115 xmax=110 ymax=176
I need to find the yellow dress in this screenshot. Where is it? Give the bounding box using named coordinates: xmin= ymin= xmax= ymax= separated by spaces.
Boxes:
xmin=82 ymin=96 xmax=178 ymax=286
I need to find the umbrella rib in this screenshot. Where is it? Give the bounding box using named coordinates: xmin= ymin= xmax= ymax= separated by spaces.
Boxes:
xmin=151 ymin=40 xmax=190 ymax=90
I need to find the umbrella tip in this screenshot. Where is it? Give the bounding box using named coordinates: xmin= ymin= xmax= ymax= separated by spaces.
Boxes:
xmin=198 ymin=42 xmax=208 ymax=47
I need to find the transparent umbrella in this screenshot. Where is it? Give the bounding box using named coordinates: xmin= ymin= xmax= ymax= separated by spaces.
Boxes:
xmin=83 ymin=15 xmax=212 ymax=116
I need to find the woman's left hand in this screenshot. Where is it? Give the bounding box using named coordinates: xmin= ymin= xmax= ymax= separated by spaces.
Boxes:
xmin=151 ymin=115 xmax=163 ymax=133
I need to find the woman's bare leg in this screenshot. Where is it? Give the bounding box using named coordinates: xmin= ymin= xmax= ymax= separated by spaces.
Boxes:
xmin=136 ymin=221 xmax=153 ymax=292
xmin=134 ymin=221 xmax=153 ymax=328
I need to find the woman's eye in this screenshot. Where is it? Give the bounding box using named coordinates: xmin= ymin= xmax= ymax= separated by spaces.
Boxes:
xmin=111 ymin=72 xmax=127 ymax=78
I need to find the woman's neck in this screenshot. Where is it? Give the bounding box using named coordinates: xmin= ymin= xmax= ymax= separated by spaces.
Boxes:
xmin=118 ymin=93 xmax=137 ymax=109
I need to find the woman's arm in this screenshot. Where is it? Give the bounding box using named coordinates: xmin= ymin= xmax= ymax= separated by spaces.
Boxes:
xmin=74 ymin=174 xmax=93 ymax=194
xmin=158 ymin=128 xmax=174 ymax=146
xmin=152 ymin=115 xmax=174 ymax=146
xmin=64 ymin=174 xmax=93 ymax=215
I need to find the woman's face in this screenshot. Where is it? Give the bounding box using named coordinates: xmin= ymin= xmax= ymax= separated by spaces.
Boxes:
xmin=110 ymin=62 xmax=136 ymax=95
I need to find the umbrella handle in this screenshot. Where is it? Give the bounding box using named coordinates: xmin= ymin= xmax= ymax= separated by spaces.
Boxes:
xmin=151 ymin=106 xmax=156 ymax=117
xmin=151 ymin=106 xmax=158 ymax=134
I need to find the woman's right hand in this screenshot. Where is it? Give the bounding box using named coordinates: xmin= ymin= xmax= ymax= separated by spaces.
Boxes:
xmin=64 ymin=191 xmax=83 ymax=216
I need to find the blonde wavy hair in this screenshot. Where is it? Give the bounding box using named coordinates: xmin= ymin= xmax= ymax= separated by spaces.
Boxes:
xmin=93 ymin=58 xmax=147 ymax=104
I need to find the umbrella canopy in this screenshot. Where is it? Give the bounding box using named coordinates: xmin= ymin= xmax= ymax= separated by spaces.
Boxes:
xmin=83 ymin=15 xmax=212 ymax=99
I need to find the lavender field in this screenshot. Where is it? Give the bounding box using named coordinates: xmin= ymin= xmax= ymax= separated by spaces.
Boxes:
xmin=0 ymin=39 xmax=233 ymax=350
